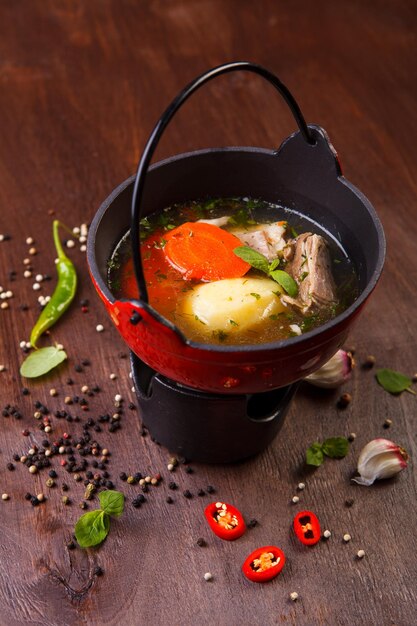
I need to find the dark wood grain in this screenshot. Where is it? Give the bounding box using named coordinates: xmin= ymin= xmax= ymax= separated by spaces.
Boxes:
xmin=0 ymin=1 xmax=416 ymax=625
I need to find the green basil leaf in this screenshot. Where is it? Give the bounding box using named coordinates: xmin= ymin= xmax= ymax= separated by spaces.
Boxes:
xmin=233 ymin=246 xmax=270 ymax=274
xmin=269 ymin=258 xmax=280 ymax=271
xmin=75 ymin=510 xmax=110 ymax=548
xmin=20 ymin=346 xmax=67 ymax=378
xmin=306 ymin=442 xmax=324 ymax=466
xmin=376 ymin=368 xmax=413 ymax=394
xmin=99 ymin=490 xmax=125 ymax=518
xmin=269 ymin=270 xmax=298 ymax=297
xmin=322 ymin=437 xmax=349 ymax=458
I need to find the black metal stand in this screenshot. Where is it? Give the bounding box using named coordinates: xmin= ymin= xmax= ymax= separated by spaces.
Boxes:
xmin=130 ymin=352 xmax=298 ymax=463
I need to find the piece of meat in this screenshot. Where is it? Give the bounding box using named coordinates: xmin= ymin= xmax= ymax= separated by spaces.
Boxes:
xmin=283 ymin=232 xmax=337 ymax=312
xmin=234 ymin=222 xmax=287 ymax=261
xmin=197 ymin=216 xmax=230 ymax=228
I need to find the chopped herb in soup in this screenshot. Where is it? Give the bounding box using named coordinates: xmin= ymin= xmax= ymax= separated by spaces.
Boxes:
xmin=108 ymin=198 xmax=358 ymax=345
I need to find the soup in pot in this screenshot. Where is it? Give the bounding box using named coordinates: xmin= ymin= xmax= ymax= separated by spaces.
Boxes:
xmin=108 ymin=197 xmax=358 ymax=345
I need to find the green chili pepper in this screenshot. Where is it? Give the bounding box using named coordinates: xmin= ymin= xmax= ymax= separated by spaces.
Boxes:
xmin=30 ymin=220 xmax=77 ymax=348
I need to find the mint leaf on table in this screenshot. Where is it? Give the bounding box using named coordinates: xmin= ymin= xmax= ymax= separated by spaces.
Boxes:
xmin=306 ymin=442 xmax=324 ymax=466
xmin=375 ymin=368 xmax=415 ymax=395
xmin=20 ymin=346 xmax=67 ymax=378
xmin=99 ymin=490 xmax=125 ymax=518
xmin=322 ymin=437 xmax=349 ymax=458
xmin=74 ymin=489 xmax=125 ymax=549
xmin=234 ymin=246 xmax=270 ymax=273
xmin=306 ymin=437 xmax=349 ymax=466
xmin=75 ymin=510 xmax=110 ymax=548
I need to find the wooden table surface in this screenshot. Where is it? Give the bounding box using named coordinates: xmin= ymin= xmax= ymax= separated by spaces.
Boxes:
xmin=0 ymin=2 xmax=416 ymax=625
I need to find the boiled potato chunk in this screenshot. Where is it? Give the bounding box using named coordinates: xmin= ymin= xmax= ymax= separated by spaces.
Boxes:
xmin=180 ymin=277 xmax=286 ymax=335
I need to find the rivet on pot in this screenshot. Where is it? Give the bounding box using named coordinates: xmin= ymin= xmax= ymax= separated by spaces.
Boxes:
xmin=130 ymin=311 xmax=142 ymax=325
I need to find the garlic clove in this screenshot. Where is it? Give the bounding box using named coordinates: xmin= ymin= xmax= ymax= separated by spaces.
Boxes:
xmin=305 ymin=349 xmax=354 ymax=388
xmin=352 ymin=438 xmax=408 ymax=486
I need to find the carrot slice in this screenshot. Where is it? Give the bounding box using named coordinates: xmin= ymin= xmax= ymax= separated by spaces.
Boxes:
xmin=164 ymin=222 xmax=250 ymax=281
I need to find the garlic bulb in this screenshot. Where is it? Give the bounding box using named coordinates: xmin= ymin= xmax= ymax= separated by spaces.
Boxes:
xmin=305 ymin=350 xmax=354 ymax=388
xmin=352 ymin=438 xmax=408 ymax=486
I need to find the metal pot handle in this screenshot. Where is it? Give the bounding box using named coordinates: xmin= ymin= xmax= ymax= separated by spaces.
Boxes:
xmin=131 ymin=61 xmax=314 ymax=303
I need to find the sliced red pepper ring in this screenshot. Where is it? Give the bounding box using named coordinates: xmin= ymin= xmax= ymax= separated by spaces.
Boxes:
xmin=204 ymin=501 xmax=246 ymax=541
xmin=242 ymin=546 xmax=286 ymax=583
xmin=293 ymin=510 xmax=321 ymax=546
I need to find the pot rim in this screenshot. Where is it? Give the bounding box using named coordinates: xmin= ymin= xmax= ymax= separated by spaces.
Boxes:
xmin=87 ymin=146 xmax=386 ymax=354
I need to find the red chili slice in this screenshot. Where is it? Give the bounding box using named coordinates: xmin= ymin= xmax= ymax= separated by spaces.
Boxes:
xmin=204 ymin=501 xmax=246 ymax=541
xmin=293 ymin=510 xmax=321 ymax=546
xmin=242 ymin=546 xmax=286 ymax=583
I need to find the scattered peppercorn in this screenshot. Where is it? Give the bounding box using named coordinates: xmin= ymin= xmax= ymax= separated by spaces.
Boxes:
xmin=363 ymin=355 xmax=376 ymax=368
xmin=196 ymin=538 xmax=206 ymax=547
xmin=183 ymin=490 xmax=192 ymax=499
xmin=206 ymin=485 xmax=215 ymax=494
xmin=345 ymin=498 xmax=355 ymax=508
xmin=6 ymin=462 xmax=15 ymax=471
xmin=247 ymin=519 xmax=258 ymax=529
xmin=338 ymin=393 xmax=352 ymax=409
xmin=166 ymin=496 xmax=173 ymax=504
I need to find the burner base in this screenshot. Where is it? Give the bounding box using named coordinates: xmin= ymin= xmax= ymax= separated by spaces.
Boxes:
xmin=130 ymin=352 xmax=299 ymax=463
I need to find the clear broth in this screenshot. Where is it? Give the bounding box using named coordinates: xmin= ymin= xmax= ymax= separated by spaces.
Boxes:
xmin=108 ymin=197 xmax=358 ymax=345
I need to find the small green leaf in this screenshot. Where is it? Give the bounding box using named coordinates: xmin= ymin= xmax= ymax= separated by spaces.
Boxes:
xmin=322 ymin=437 xmax=349 ymax=458
xmin=233 ymin=246 xmax=270 ymax=274
xmin=250 ymin=292 xmax=261 ymax=300
xmin=75 ymin=510 xmax=110 ymax=548
xmin=99 ymin=490 xmax=125 ymax=518
xmin=376 ymin=368 xmax=414 ymax=394
xmin=269 ymin=258 xmax=280 ymax=271
xmin=20 ymin=346 xmax=67 ymax=378
xmin=306 ymin=443 xmax=324 ymax=466
xmin=269 ymin=270 xmax=298 ymax=297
